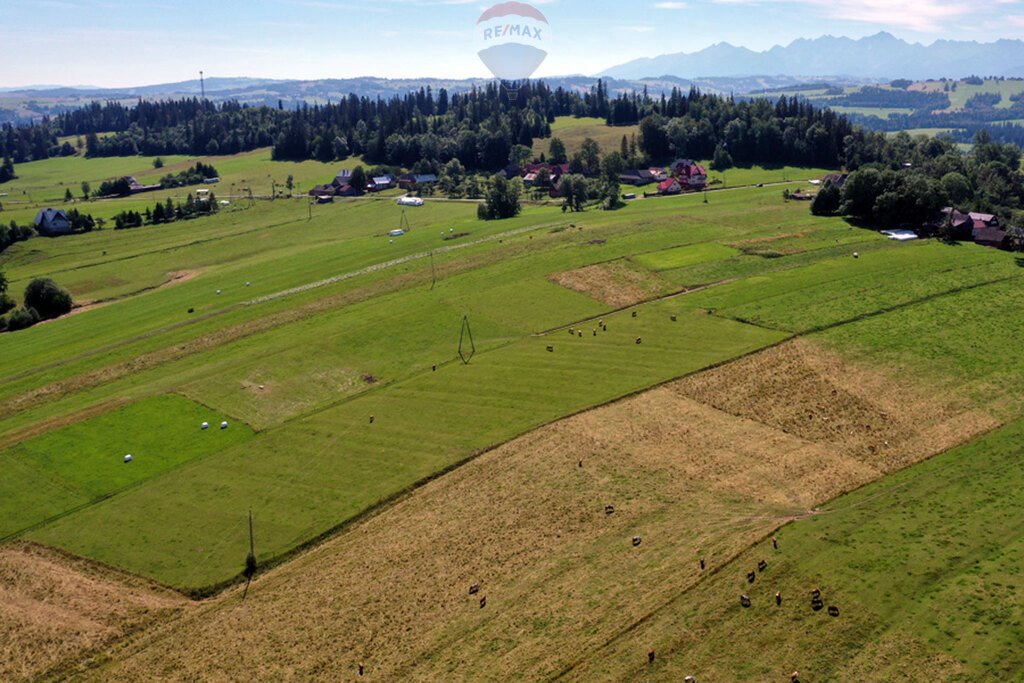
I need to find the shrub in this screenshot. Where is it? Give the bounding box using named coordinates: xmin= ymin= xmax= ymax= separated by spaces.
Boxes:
xmin=24 ymin=278 xmax=73 ymax=320
xmin=6 ymin=306 xmax=40 ymax=331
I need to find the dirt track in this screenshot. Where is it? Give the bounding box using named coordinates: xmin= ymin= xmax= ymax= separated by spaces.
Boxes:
xmin=76 ymin=339 xmax=994 ymax=681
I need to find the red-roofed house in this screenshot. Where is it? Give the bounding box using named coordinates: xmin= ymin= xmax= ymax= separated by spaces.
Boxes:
xmin=658 ymin=178 xmax=682 ymax=195
xmin=672 ymin=159 xmax=707 ymax=189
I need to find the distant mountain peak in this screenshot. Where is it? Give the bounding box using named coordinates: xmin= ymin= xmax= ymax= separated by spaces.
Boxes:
xmin=600 ymin=33 xmax=1024 ymax=80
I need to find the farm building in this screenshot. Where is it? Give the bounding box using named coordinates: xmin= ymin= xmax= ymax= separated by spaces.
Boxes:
xmin=398 ymin=174 xmax=438 ymax=190
xmin=33 ymin=207 xmax=72 ymax=236
xmin=822 ymin=173 xmax=850 ymax=189
xmin=658 ymin=178 xmax=682 ymax=195
xmin=369 ymin=175 xmax=397 ymax=192
xmin=620 ymin=169 xmax=657 ymax=186
xmin=973 ymin=226 xmax=1009 ymax=249
xmin=126 ymin=176 xmax=162 ymax=194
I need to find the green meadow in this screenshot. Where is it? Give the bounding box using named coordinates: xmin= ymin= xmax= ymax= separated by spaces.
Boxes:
xmin=3 ymin=143 xmax=1024 ymax=606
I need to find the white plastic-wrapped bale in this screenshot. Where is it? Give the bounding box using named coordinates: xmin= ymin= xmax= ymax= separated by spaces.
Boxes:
xmin=124 ymin=454 xmax=133 ymax=463
xmin=201 ymin=421 xmax=210 ymax=430
xmin=221 ymin=421 xmax=229 ymax=430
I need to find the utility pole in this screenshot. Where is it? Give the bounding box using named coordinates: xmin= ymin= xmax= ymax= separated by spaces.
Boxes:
xmin=199 ymin=70 xmax=205 ymax=99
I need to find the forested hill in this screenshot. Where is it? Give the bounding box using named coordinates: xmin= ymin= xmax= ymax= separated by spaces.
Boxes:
xmin=2 ymin=80 xmax=856 ymax=172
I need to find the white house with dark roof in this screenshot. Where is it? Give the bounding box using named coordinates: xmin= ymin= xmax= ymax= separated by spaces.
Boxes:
xmin=33 ymin=208 xmax=72 ymax=236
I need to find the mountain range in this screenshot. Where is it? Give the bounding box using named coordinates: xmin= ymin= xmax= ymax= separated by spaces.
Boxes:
xmin=601 ymin=32 xmax=1024 ymax=81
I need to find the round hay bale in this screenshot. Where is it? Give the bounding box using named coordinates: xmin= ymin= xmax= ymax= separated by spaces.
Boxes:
xmin=670 ymin=315 xmax=678 ymax=322
xmin=246 ymin=282 xmax=252 ymax=287
xmin=216 ymin=289 xmax=222 ymax=295
xmin=685 ymin=676 xmax=697 ymax=683
xmin=853 ymin=252 xmax=860 ymax=258
xmin=123 ymin=454 xmax=133 ymax=463
xmin=201 ymin=421 xmax=210 ymax=430
xmin=632 ymin=536 xmax=642 ymax=547
xmin=740 ymin=594 xmax=751 ymax=608
xmin=220 ymin=421 xmax=229 ymax=429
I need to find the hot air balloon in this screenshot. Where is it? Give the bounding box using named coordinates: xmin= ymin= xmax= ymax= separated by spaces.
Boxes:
xmin=476 ymin=1 xmax=550 ymax=100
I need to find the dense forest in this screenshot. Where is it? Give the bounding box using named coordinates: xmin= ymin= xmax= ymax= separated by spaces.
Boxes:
xmin=1 ymin=81 xmax=861 ymax=175
xmin=0 ymin=79 xmax=1020 ymax=227
xmin=812 ymin=130 xmax=1024 ymax=226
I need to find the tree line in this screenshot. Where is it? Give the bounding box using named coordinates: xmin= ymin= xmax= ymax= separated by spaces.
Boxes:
xmin=811 ymin=130 xmax=1024 ymax=227
xmin=114 ymin=193 xmax=219 ymax=230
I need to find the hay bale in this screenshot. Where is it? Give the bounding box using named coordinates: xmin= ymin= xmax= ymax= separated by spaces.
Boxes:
xmin=546 ymin=345 xmax=554 ymax=352
xmin=201 ymin=422 xmax=210 ymax=430
xmin=123 ymin=454 xmax=133 ymax=463
xmin=632 ymin=536 xmax=642 ymax=547
xmin=671 ymin=315 xmax=678 ymax=322
xmin=740 ymin=594 xmax=751 ymax=608
xmin=220 ymin=421 xmax=229 ymax=430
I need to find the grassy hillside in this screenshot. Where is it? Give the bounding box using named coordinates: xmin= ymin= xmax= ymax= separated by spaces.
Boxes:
xmin=2 ymin=146 xmax=1024 ymax=681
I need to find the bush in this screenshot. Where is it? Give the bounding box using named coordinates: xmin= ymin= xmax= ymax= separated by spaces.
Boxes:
xmin=478 ymin=175 xmax=521 ymax=220
xmin=811 ymin=181 xmax=841 ymax=216
xmin=0 ymin=292 xmax=14 ymax=315
xmin=24 ymin=278 xmax=73 ymax=320
xmin=6 ymin=306 xmax=40 ymax=331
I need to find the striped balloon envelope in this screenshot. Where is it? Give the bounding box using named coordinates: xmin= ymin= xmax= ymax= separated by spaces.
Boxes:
xmin=476 ymin=2 xmax=550 ymax=84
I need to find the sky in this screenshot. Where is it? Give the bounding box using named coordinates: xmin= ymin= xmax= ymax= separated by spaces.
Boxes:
xmin=3 ymin=0 xmax=1024 ymax=88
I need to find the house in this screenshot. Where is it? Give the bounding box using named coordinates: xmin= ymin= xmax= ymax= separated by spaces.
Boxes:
xmin=926 ymin=207 xmax=980 ymax=240
xmin=33 ymin=207 xmax=72 ymax=236
xmin=369 ymin=175 xmax=396 ymax=192
xmin=789 ymin=191 xmax=814 ymax=201
xmin=969 ymin=212 xmax=999 ymax=229
xmin=335 ymin=183 xmax=358 ymax=197
xmin=658 ymin=178 xmax=682 ymax=195
xmin=649 ymin=167 xmax=669 ymax=182
xmin=672 ymin=159 xmax=707 ymax=189
xmin=822 ymin=173 xmax=849 ymax=189
xmin=332 ymin=169 xmax=352 ymax=188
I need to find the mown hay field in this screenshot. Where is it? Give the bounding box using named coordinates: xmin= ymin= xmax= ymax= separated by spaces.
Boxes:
xmin=80 ymin=339 xmax=997 ymax=681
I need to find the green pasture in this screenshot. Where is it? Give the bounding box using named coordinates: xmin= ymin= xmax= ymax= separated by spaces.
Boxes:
xmin=29 ymin=305 xmax=784 ymax=589
xmin=682 ymin=240 xmax=1024 ymax=333
xmin=0 ymin=394 xmax=251 ymax=539
xmin=829 ymin=106 xmax=914 ymax=117
xmin=632 ymin=242 xmax=739 ymax=271
xmin=10 ymin=146 xmax=1021 ymax=598
xmin=605 ymin=417 xmax=1024 ymax=681
xmin=535 ymin=116 xmax=641 ymax=158
xmin=821 ymin=276 xmax=1024 ymax=420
